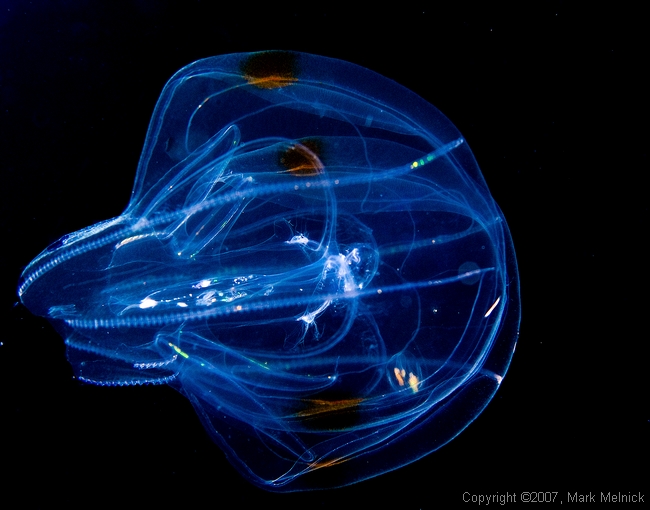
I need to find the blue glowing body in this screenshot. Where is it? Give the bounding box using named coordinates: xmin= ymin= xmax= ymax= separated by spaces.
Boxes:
xmin=19 ymin=51 xmax=520 ymax=491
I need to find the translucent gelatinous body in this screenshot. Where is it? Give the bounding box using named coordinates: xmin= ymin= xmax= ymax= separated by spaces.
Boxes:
xmin=19 ymin=51 xmax=520 ymax=491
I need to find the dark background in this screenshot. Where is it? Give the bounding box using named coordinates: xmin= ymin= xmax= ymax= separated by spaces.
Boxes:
xmin=1 ymin=1 xmax=646 ymax=506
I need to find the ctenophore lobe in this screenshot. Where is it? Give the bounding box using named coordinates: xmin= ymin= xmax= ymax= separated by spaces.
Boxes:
xmin=18 ymin=51 xmax=520 ymax=491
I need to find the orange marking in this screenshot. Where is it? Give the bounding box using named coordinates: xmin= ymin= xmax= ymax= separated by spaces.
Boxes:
xmin=279 ymin=141 xmax=324 ymax=176
xmin=307 ymin=456 xmax=350 ymax=471
xmin=241 ymin=51 xmax=298 ymax=89
xmin=394 ymin=367 xmax=406 ymax=386
xmin=408 ymin=372 xmax=420 ymax=393
xmin=296 ymin=398 xmax=364 ymax=418
xmin=243 ymin=75 xmax=297 ymax=89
